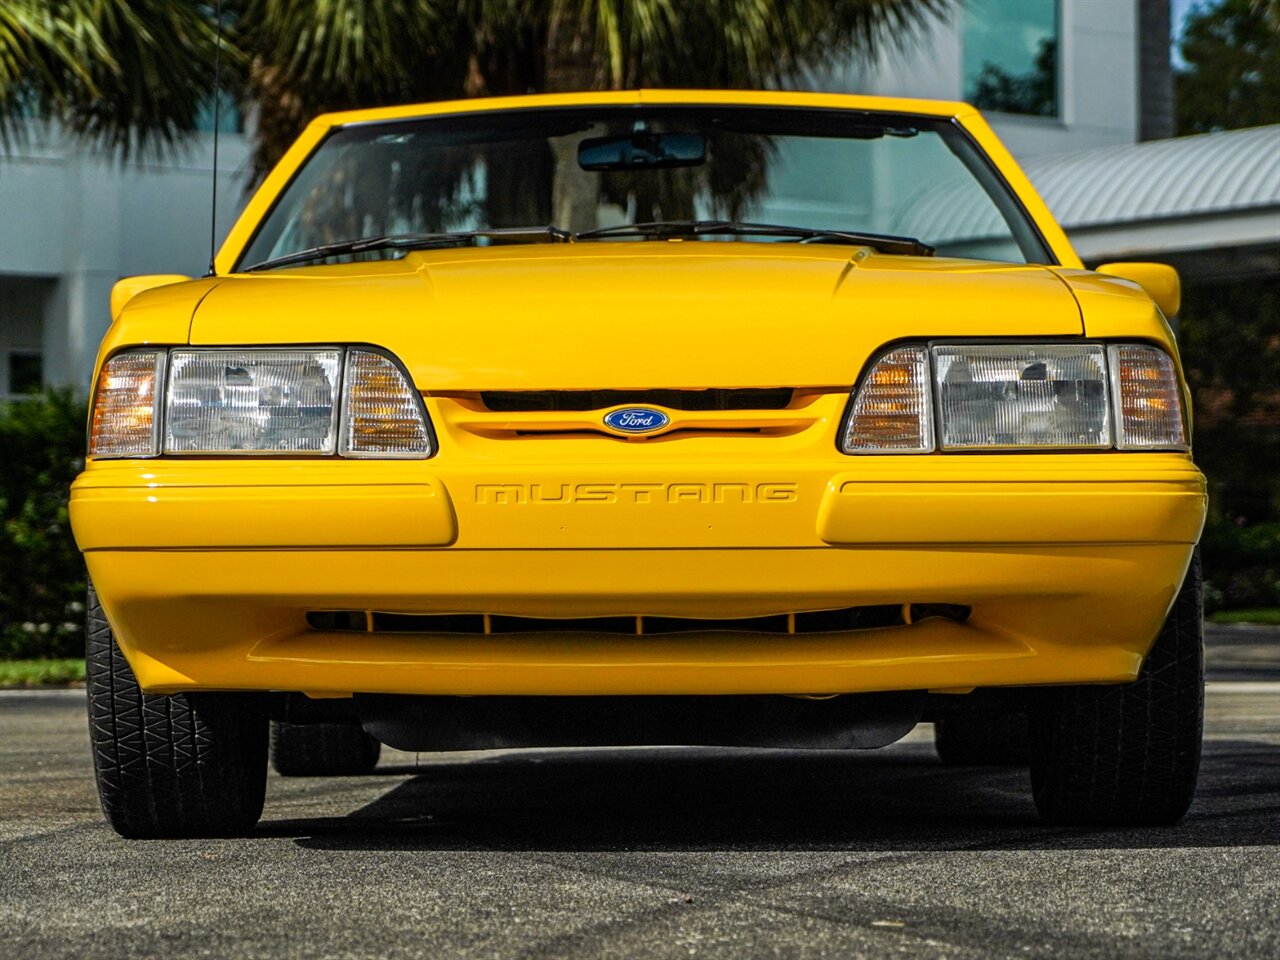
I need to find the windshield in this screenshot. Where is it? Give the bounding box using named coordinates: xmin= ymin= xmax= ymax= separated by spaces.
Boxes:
xmin=237 ymin=106 xmax=1051 ymax=270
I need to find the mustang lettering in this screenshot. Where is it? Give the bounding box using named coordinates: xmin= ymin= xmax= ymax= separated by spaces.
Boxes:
xmin=474 ymin=482 xmax=799 ymax=504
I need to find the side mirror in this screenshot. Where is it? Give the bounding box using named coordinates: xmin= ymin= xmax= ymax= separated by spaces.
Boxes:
xmin=111 ymin=274 xmax=191 ymax=321
xmin=1096 ymin=262 xmax=1181 ymax=318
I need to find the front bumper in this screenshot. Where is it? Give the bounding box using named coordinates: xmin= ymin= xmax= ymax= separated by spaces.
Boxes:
xmin=71 ymin=454 xmax=1206 ymax=696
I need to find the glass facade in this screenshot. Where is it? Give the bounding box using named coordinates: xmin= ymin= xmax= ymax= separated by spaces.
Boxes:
xmin=963 ymin=0 xmax=1060 ymax=118
xmin=195 ymin=91 xmax=243 ymax=134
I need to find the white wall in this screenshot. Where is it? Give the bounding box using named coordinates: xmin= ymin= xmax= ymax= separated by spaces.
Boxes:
xmin=0 ymin=124 xmax=251 ymax=388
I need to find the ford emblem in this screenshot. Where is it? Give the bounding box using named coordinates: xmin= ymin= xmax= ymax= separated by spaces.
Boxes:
xmin=603 ymin=407 xmax=670 ymax=434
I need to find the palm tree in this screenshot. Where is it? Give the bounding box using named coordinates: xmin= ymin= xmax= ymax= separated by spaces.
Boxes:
xmin=239 ymin=0 xmax=951 ymax=180
xmin=1 ymin=0 xmax=950 ymax=180
xmin=0 ymin=1 xmax=222 ymax=156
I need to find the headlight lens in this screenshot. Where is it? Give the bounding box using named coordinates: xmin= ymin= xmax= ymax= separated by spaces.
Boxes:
xmin=89 ymin=350 xmax=165 ymax=457
xmin=165 ymin=349 xmax=343 ymax=454
xmin=843 ymin=342 xmax=1186 ymax=454
xmin=89 ymin=346 xmax=433 ymax=459
xmin=934 ymin=344 xmax=1110 ymax=450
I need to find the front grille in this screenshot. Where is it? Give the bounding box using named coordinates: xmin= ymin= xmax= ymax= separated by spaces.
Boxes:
xmin=307 ymin=604 xmax=970 ymax=635
xmin=480 ymin=388 xmax=795 ymax=412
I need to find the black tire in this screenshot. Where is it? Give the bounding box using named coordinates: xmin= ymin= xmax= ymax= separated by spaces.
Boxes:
xmin=934 ymin=712 xmax=1029 ymax=766
xmin=86 ymin=584 xmax=268 ymax=838
xmin=270 ymin=720 xmax=381 ymax=777
xmin=1030 ymin=550 xmax=1204 ymax=826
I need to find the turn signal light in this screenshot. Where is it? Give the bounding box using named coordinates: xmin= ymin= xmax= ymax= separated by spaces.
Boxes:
xmin=89 ymin=351 xmax=164 ymax=457
xmin=341 ymin=349 xmax=434 ymax=457
xmin=1109 ymin=344 xmax=1187 ymax=449
xmin=841 ymin=346 xmax=934 ymax=453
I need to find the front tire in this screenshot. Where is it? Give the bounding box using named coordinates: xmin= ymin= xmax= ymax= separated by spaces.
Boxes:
xmin=1030 ymin=551 xmax=1204 ymax=826
xmin=86 ymin=584 xmax=268 ymax=838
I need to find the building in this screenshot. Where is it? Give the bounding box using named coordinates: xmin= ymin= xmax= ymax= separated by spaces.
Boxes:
xmin=836 ymin=0 xmax=1173 ymax=157
xmin=0 ymin=120 xmax=249 ymax=396
xmin=1019 ymin=125 xmax=1280 ymax=281
xmin=839 ymin=0 xmax=1279 ymax=285
xmin=3 ymin=0 xmax=1273 ymax=398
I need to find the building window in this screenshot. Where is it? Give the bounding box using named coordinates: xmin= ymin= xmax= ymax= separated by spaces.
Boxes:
xmin=8 ymin=351 xmax=43 ymax=396
xmin=963 ymin=0 xmax=1060 ymax=118
xmin=195 ymin=90 xmax=243 ymax=133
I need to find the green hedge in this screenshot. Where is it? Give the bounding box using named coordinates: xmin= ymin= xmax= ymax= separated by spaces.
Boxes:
xmin=0 ymin=391 xmax=87 ymax=659
xmin=1200 ymin=520 xmax=1280 ymax=612
xmin=1179 ymin=275 xmax=1280 ymax=613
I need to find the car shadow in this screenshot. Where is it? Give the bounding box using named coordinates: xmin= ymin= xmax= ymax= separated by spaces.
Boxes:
xmin=263 ymin=737 xmax=1280 ymax=853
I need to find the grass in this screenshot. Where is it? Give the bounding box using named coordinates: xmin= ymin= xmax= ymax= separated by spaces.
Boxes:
xmin=1210 ymin=608 xmax=1280 ymax=626
xmin=0 ymin=658 xmax=86 ymax=688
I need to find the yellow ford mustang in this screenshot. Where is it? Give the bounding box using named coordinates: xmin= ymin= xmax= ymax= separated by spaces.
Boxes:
xmin=71 ymin=90 xmax=1206 ymax=838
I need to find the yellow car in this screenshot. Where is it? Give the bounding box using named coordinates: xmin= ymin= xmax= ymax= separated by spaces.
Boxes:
xmin=72 ymin=90 xmax=1206 ymax=838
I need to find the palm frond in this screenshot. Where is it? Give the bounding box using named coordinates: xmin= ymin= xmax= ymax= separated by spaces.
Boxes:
xmin=238 ymin=0 xmax=472 ymax=180
xmin=599 ymin=0 xmax=952 ymax=90
xmin=2 ymin=0 xmax=955 ymax=175
xmin=0 ymin=0 xmax=228 ymax=159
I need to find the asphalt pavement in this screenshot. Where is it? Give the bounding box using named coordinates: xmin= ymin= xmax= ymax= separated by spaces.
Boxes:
xmin=2 ymin=624 xmax=1278 ymax=959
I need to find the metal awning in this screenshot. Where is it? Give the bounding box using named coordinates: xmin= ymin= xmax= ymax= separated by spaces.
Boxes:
xmin=1028 ymin=124 xmax=1280 ymax=264
xmin=893 ymin=124 xmax=1279 ymax=274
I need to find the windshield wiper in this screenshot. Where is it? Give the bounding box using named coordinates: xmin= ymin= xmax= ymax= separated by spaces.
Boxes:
xmin=241 ymin=225 xmax=573 ymax=272
xmin=574 ymin=220 xmax=934 ymax=256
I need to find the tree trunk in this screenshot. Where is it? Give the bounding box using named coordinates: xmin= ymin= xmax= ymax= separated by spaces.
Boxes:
xmin=544 ymin=7 xmax=601 ymax=93
xmin=544 ymin=8 xmax=604 ymax=230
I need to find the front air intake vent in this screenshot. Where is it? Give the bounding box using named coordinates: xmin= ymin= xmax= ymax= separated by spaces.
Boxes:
xmin=480 ymin=388 xmax=795 ymax=412
xmin=306 ymin=604 xmax=969 ymax=636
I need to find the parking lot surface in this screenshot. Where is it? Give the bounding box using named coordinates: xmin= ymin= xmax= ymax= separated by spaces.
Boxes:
xmin=2 ymin=624 xmax=1278 ymax=959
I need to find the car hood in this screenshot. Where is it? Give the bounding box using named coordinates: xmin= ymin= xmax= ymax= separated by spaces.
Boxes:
xmin=191 ymin=244 xmax=1083 ymax=390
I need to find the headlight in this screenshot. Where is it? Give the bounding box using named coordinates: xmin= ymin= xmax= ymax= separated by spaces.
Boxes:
xmin=842 ymin=342 xmax=1186 ymax=454
xmin=166 ymin=349 xmax=343 ymax=454
xmin=89 ymin=346 xmax=433 ymax=459
xmin=934 ymin=344 xmax=1110 ymax=450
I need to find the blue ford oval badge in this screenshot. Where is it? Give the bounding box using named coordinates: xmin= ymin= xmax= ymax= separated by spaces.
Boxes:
xmin=603 ymin=407 xmax=670 ymax=434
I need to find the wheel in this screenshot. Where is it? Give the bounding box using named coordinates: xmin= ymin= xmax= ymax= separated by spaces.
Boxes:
xmin=1030 ymin=550 xmax=1204 ymax=826
xmin=270 ymin=720 xmax=381 ymax=777
xmin=934 ymin=712 xmax=1029 ymax=766
xmin=86 ymin=584 xmax=268 ymax=838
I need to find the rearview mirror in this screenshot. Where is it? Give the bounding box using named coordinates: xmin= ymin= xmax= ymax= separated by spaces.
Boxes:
xmin=578 ymin=132 xmax=707 ymax=171
xmin=1096 ymin=263 xmax=1181 ymax=318
xmin=110 ymin=274 xmax=191 ymax=321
